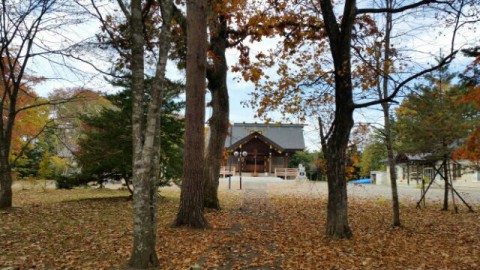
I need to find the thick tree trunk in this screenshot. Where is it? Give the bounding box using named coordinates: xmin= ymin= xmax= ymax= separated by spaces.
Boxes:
xmin=0 ymin=104 xmax=16 ymax=209
xmin=0 ymin=158 xmax=13 ymax=208
xmin=324 ymin=105 xmax=354 ymax=239
xmin=174 ymin=0 xmax=208 ymax=228
xmin=320 ymin=0 xmax=356 ymax=239
xmin=204 ymin=12 xmax=229 ymax=210
xmin=442 ymin=158 xmax=449 ymax=211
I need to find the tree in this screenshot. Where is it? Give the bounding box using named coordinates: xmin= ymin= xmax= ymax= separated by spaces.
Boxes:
xmin=233 ymin=0 xmax=469 ymax=238
xmin=0 ymin=65 xmax=51 ymax=206
xmin=454 ymin=53 xmax=480 ymax=166
xmin=48 ymin=88 xmax=111 ymax=173
xmin=374 ymin=0 xmax=401 ymax=226
xmin=76 ymin=81 xmax=185 ymax=191
xmin=360 ymin=141 xmax=386 ymax=177
xmin=203 ymin=0 xmax=231 ymax=210
xmin=88 ymin=0 xmax=178 ymax=266
xmin=395 ymin=65 xmax=476 ymax=210
xmin=173 ymin=0 xmax=209 ymax=228
xmin=0 ymin=0 xmax=89 ymax=208
xmin=7 ymin=90 xmax=51 ymax=179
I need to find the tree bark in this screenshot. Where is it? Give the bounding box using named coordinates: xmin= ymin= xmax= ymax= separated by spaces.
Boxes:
xmin=129 ymin=0 xmax=159 ymax=266
xmin=319 ymin=0 xmax=356 ymax=239
xmin=324 ymin=96 xmax=354 ymax=239
xmin=384 ymin=112 xmax=400 ymax=226
xmin=381 ymin=0 xmax=401 ymax=227
xmin=442 ymin=157 xmax=449 ymax=211
xmin=128 ymin=0 xmax=173 ymax=267
xmin=204 ymin=8 xmax=229 ymax=210
xmin=174 ymin=0 xmax=208 ymax=228
xmin=0 ymin=158 xmax=13 ymax=208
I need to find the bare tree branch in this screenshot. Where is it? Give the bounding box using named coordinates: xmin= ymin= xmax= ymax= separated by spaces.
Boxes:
xmin=12 ymin=120 xmax=55 ymax=166
xmin=354 ymin=51 xmax=457 ymax=109
xmin=116 ymin=0 xmax=131 ymax=18
xmin=357 ymin=0 xmax=453 ymax=14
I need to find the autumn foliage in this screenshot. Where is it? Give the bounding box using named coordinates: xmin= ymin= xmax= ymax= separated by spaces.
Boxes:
xmin=454 ymin=85 xmax=480 ymax=165
xmin=9 ymin=88 xmax=49 ymax=155
xmin=1 ymin=185 xmax=479 ymax=269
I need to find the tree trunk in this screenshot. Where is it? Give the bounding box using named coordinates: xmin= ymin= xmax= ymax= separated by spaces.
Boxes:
xmin=442 ymin=157 xmax=449 ymax=211
xmin=128 ymin=0 xmax=173 ymax=267
xmin=384 ymin=114 xmax=400 ymax=226
xmin=204 ymin=11 xmax=229 ymax=210
xmin=319 ymin=0 xmax=356 ymax=239
xmin=0 ymin=157 xmax=13 ymax=208
xmin=381 ymin=0 xmax=401 ymax=227
xmin=324 ymin=104 xmax=354 ymax=239
xmin=174 ymin=0 xmax=208 ymax=228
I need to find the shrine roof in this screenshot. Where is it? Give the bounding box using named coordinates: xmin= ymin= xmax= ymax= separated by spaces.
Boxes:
xmin=224 ymin=123 xmax=305 ymax=151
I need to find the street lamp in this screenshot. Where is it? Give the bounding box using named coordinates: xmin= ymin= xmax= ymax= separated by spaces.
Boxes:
xmin=234 ymin=150 xmax=248 ymax=190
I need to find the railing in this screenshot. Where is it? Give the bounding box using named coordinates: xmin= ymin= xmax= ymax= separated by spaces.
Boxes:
xmin=220 ymin=166 xmax=236 ymax=178
xmin=274 ymin=168 xmax=299 ymax=179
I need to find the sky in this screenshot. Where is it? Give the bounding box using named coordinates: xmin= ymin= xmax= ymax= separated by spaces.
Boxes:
xmin=29 ymin=0 xmax=479 ymax=152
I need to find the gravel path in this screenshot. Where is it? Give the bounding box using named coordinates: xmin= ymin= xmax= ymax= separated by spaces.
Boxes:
xmin=219 ymin=176 xmax=480 ymax=206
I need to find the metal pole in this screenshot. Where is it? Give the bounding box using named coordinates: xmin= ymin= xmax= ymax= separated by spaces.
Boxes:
xmin=228 ymin=175 xmax=231 ymax=190
xmin=269 ymin=152 xmax=272 ymax=175
xmin=239 ymin=157 xmax=242 ymax=190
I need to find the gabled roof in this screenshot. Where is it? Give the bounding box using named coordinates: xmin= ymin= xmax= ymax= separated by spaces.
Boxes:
xmin=225 ymin=123 xmax=305 ymax=150
xmin=393 ymin=153 xmax=436 ymax=164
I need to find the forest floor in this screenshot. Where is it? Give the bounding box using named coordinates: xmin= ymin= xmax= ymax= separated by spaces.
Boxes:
xmin=1 ymin=180 xmax=479 ymax=269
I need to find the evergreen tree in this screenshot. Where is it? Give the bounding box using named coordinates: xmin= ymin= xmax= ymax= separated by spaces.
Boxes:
xmin=360 ymin=141 xmax=387 ymax=177
xmin=395 ymin=64 xmax=476 ymax=210
xmin=76 ymin=79 xmax=184 ymax=190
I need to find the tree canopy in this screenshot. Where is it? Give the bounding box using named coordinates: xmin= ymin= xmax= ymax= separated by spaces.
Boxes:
xmin=395 ymin=65 xmax=477 ymax=159
xmin=76 ymin=79 xmax=185 ymax=188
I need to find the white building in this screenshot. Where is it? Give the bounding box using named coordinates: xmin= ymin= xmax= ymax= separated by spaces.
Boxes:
xmin=382 ymin=154 xmax=479 ymax=187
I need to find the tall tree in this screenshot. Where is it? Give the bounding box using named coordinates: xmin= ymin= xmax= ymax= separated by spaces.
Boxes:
xmin=173 ymin=0 xmax=209 ymax=228
xmin=76 ymin=82 xmax=184 ymax=191
xmin=375 ymin=0 xmax=401 ymax=226
xmin=129 ymin=0 xmax=174 ymax=266
xmin=0 ymin=0 xmax=86 ymax=208
xmin=203 ymin=0 xmax=230 ymax=210
xmin=89 ymin=0 xmax=178 ymax=266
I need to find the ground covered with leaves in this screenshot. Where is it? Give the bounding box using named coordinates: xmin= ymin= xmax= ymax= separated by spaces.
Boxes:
xmin=1 ymin=184 xmax=479 ymax=269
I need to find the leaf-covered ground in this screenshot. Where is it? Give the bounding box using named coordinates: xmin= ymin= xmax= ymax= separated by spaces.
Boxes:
xmin=1 ymin=183 xmax=479 ymax=269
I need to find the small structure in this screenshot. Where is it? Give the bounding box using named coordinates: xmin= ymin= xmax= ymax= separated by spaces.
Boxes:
xmin=224 ymin=123 xmax=305 ymax=176
xmin=370 ymin=171 xmax=386 ymax=185
xmin=386 ymin=154 xmax=480 ymax=185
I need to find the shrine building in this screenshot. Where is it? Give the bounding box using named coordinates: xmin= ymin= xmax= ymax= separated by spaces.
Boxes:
xmin=223 ymin=123 xmax=305 ymax=176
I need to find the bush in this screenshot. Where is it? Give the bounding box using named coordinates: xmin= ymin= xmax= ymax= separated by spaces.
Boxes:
xmin=55 ymin=174 xmax=92 ymax=189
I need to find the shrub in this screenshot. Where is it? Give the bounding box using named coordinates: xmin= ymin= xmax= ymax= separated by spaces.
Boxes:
xmin=55 ymin=174 xmax=92 ymax=189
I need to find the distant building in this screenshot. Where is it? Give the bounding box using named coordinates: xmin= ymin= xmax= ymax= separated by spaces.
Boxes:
xmin=223 ymin=123 xmax=305 ymax=175
xmin=385 ymin=154 xmax=480 ymax=185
